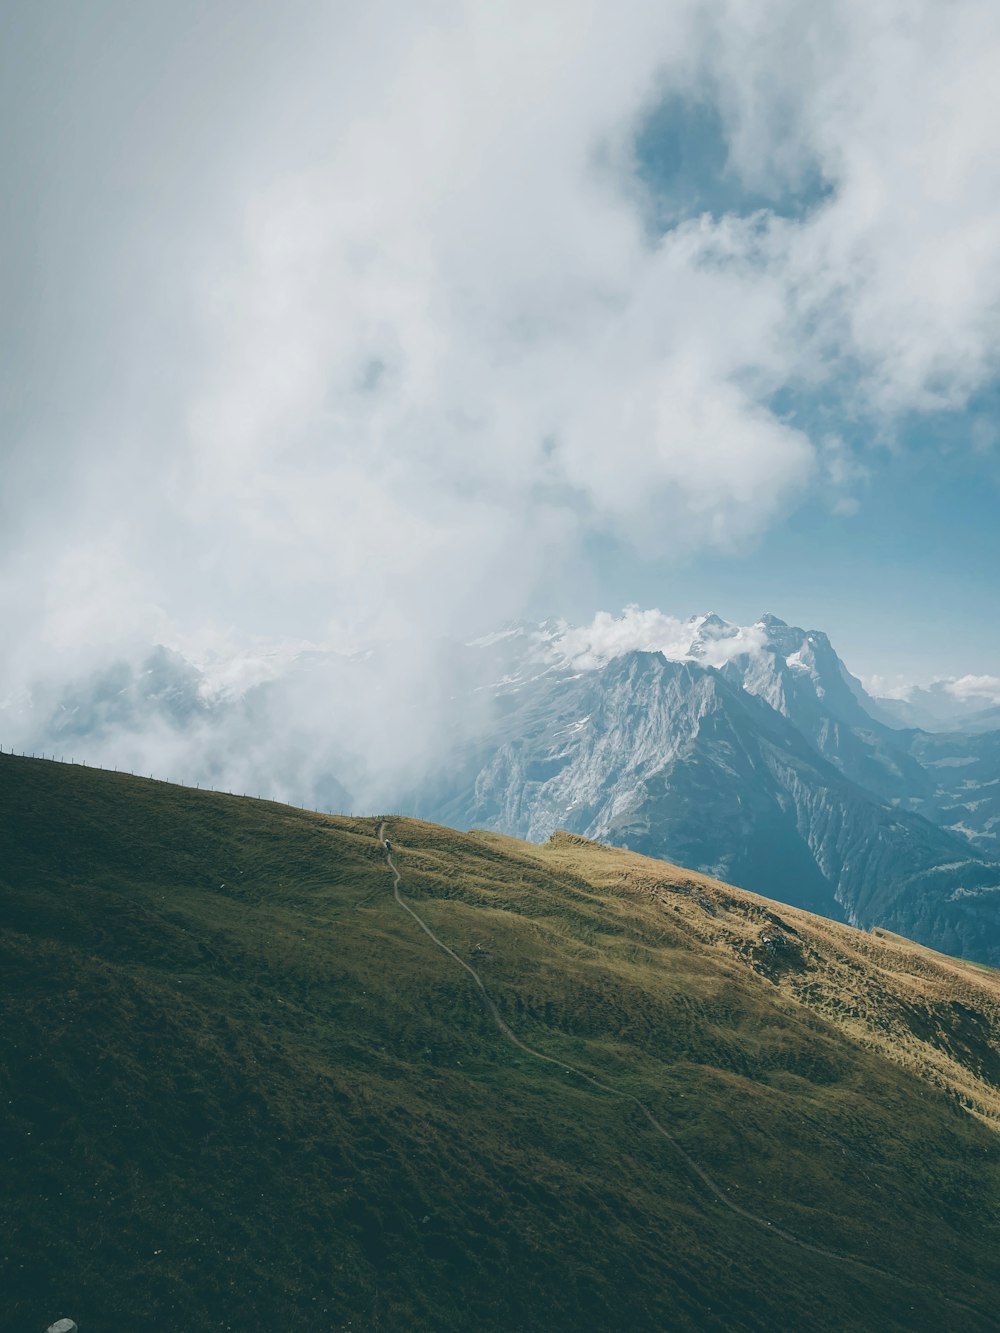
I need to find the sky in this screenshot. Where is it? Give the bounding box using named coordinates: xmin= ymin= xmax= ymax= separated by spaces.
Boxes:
xmin=4 ymin=0 xmax=1000 ymax=733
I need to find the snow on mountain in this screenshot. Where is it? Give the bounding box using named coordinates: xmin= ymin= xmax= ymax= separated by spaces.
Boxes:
xmin=503 ymin=606 xmax=882 ymax=719
xmin=472 ymin=609 xmax=927 ymax=803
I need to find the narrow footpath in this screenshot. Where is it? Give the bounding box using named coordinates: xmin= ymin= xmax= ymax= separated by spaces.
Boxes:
xmin=377 ymin=822 xmax=988 ymax=1320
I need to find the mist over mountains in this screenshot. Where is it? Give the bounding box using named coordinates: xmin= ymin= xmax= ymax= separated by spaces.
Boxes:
xmin=5 ymin=608 xmax=1000 ymax=962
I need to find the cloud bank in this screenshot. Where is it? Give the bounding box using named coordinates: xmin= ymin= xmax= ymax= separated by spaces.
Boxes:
xmin=4 ymin=0 xmax=1000 ymax=790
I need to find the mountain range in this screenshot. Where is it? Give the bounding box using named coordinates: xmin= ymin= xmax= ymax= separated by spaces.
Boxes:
xmin=413 ymin=612 xmax=1000 ymax=965
xmin=5 ymin=609 xmax=1000 ymax=964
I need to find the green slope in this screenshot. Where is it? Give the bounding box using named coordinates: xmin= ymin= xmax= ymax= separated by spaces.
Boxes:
xmin=2 ymin=753 xmax=1000 ymax=1332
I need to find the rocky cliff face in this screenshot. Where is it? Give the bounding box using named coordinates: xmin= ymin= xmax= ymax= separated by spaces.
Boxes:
xmin=707 ymin=615 xmax=934 ymax=805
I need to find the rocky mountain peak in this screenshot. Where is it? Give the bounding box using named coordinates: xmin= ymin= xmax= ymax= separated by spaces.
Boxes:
xmin=695 ymin=611 xmax=732 ymax=630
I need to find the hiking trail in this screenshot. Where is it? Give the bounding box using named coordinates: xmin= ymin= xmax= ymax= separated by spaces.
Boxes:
xmin=376 ymin=821 xmax=987 ymax=1320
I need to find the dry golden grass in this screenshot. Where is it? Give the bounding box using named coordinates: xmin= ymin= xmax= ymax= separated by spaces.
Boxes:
xmin=4 ymin=758 xmax=1000 ymax=1330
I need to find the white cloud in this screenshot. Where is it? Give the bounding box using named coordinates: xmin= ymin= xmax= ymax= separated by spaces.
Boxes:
xmin=864 ymin=675 xmax=918 ymax=703
xmin=705 ymin=0 xmax=1000 ymax=414
xmin=4 ymin=0 xmax=1000 ymax=789
xmin=546 ymin=606 xmax=768 ymax=671
xmin=864 ymin=673 xmax=1000 ymax=713
xmin=947 ymin=675 xmax=1000 ymax=705
xmin=550 ymin=608 xmax=697 ymax=670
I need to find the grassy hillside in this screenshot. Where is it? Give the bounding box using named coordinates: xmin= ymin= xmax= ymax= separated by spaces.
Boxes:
xmin=2 ymin=753 xmax=1000 ymax=1331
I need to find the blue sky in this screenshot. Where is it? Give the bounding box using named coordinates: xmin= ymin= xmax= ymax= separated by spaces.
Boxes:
xmin=585 ymin=42 xmax=1000 ymax=683
xmin=569 ymin=390 xmax=1000 ymax=682
xmin=573 ymin=450 xmax=1000 ymax=682
xmin=3 ymin=0 xmax=1000 ymax=707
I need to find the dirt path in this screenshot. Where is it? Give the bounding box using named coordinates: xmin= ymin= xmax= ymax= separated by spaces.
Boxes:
xmin=377 ymin=822 xmax=989 ymax=1318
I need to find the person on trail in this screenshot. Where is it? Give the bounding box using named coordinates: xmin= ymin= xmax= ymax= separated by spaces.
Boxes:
xmin=384 ymin=839 xmax=392 ymax=852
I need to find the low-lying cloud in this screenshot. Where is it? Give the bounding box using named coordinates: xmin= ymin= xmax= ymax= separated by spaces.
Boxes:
xmin=547 ymin=606 xmax=767 ymax=671
xmin=946 ymin=675 xmax=1000 ymax=705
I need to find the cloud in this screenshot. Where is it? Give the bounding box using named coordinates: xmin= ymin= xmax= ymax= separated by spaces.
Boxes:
xmin=4 ymin=0 xmax=1000 ymax=791
xmin=864 ymin=672 xmax=1000 ymax=713
xmin=946 ymin=675 xmax=1000 ymax=705
xmin=864 ymin=675 xmax=919 ymax=703
xmin=546 ymin=606 xmax=768 ymax=671
xmin=549 ymin=608 xmax=697 ymax=670
xmin=703 ymin=0 xmax=1000 ymax=415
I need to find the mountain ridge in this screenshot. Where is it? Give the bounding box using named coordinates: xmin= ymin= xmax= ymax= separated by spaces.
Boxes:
xmin=3 ymin=754 xmax=1000 ymax=1329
